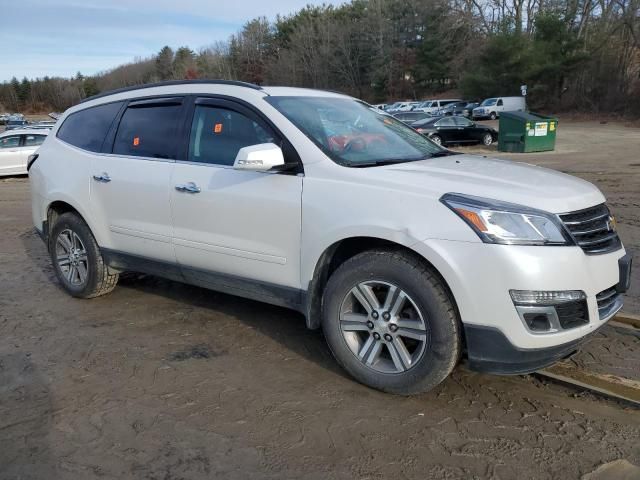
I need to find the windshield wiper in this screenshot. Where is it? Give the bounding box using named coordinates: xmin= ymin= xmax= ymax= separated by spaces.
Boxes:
xmin=430 ymin=150 xmax=460 ymax=157
xmin=348 ymin=159 xmax=421 ymax=168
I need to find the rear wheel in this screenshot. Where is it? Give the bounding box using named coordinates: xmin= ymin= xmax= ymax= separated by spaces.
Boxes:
xmin=50 ymin=212 xmax=119 ymax=298
xmin=482 ymin=133 xmax=493 ymax=146
xmin=322 ymin=250 xmax=461 ymax=395
xmin=429 ymin=134 xmax=442 ymax=146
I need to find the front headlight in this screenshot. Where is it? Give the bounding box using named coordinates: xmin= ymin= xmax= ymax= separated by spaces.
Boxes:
xmin=441 ymin=193 xmax=572 ymax=245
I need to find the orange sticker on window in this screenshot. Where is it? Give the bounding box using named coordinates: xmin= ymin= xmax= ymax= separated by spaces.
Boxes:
xmin=214 ymin=123 xmax=223 ymax=133
xmin=133 ymin=137 xmax=140 ymax=146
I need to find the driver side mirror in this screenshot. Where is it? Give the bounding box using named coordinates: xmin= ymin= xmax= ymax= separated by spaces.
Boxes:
xmin=233 ymin=143 xmax=285 ymax=172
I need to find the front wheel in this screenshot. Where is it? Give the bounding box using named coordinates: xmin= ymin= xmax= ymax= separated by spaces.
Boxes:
xmin=489 ymin=112 xmax=497 ymax=120
xmin=50 ymin=212 xmax=119 ymax=298
xmin=322 ymin=250 xmax=461 ymax=395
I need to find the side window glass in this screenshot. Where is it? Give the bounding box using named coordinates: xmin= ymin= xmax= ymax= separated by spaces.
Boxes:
xmin=436 ymin=117 xmax=455 ymax=127
xmin=57 ymin=101 xmax=124 ymax=152
xmin=0 ymin=136 xmax=20 ymax=148
xmin=24 ymin=135 xmax=46 ymax=147
xmin=188 ymin=105 xmax=275 ymax=166
xmin=453 ymin=117 xmax=471 ymax=127
xmin=113 ymin=103 xmax=182 ymax=159
xmin=497 ymin=99 xmax=504 ymax=106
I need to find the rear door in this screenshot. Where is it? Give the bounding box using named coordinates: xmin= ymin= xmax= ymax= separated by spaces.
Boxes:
xmin=170 ymin=97 xmax=303 ymax=294
xmin=0 ymin=134 xmax=23 ymax=175
xmin=90 ymin=97 xmax=187 ymax=262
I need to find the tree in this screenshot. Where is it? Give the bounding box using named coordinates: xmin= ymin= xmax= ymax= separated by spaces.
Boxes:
xmin=155 ymin=46 xmax=174 ymax=80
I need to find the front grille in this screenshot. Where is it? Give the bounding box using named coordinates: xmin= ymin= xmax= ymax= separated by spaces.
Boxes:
xmin=559 ymin=204 xmax=621 ymax=254
xmin=596 ymin=286 xmax=622 ymax=320
xmin=555 ymin=299 xmax=589 ymax=329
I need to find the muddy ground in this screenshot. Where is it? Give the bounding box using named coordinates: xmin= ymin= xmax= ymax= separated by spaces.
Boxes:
xmin=1 ymin=120 xmax=639 ymax=479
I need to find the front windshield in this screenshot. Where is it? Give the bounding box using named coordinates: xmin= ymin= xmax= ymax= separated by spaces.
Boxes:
xmin=481 ymin=98 xmax=497 ymax=106
xmin=266 ymin=96 xmax=446 ymax=167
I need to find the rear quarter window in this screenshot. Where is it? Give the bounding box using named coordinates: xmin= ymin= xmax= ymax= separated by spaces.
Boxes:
xmin=57 ymin=101 xmax=124 ymax=152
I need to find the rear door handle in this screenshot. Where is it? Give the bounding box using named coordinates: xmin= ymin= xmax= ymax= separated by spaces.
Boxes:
xmin=93 ymin=172 xmax=111 ymax=183
xmin=175 ymin=182 xmax=201 ymax=194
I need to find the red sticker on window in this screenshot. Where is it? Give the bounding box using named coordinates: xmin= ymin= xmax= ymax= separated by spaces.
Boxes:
xmin=133 ymin=137 xmax=140 ymax=146
xmin=214 ymin=123 xmax=223 ymax=133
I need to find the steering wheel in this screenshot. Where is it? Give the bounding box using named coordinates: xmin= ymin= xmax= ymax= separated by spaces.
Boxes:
xmin=343 ymin=136 xmax=367 ymax=153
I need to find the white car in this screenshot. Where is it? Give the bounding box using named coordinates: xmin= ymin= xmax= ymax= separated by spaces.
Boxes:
xmin=0 ymin=129 xmax=48 ymax=176
xmin=414 ymin=99 xmax=463 ymax=115
xmin=473 ymin=96 xmax=526 ymax=120
xmin=29 ymin=81 xmax=632 ymax=395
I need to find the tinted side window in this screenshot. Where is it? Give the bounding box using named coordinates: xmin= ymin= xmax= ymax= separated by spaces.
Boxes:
xmin=57 ymin=101 xmax=123 ymax=152
xmin=453 ymin=117 xmax=472 ymax=127
xmin=113 ymin=103 xmax=182 ymax=159
xmin=188 ymin=106 xmax=275 ymax=166
xmin=0 ymin=136 xmax=20 ymax=148
xmin=24 ymin=134 xmax=46 ymax=146
xmin=436 ymin=117 xmax=455 ymax=127
xmin=497 ymin=99 xmax=504 ymax=106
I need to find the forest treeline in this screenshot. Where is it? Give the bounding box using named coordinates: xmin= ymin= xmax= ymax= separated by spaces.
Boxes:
xmin=1 ymin=0 xmax=639 ymax=114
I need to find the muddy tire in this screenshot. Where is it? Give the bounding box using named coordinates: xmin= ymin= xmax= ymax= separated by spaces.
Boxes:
xmin=321 ymin=249 xmax=461 ymax=395
xmin=49 ymin=212 xmax=118 ymax=298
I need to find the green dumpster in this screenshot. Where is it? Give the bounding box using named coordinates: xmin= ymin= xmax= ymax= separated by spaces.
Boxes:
xmin=498 ymin=112 xmax=557 ymax=153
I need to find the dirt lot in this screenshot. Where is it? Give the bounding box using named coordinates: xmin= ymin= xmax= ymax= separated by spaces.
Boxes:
xmin=1 ymin=120 xmax=639 ymax=479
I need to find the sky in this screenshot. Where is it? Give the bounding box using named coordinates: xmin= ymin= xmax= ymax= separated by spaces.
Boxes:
xmin=0 ymin=0 xmax=341 ymax=82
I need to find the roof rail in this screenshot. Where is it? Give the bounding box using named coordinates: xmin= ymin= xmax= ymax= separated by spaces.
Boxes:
xmin=80 ymin=79 xmax=263 ymax=103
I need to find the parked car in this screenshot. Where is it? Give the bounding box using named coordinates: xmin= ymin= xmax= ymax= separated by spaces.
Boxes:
xmin=437 ymin=101 xmax=469 ymax=116
xmin=412 ymin=115 xmax=498 ymax=146
xmin=5 ymin=119 xmax=29 ymax=130
xmin=473 ymin=96 xmax=526 ymax=120
xmin=414 ymin=99 xmax=463 ymax=114
xmin=26 ymin=121 xmax=56 ymax=130
xmin=0 ymin=113 xmax=10 ymax=125
xmin=372 ymin=104 xmax=388 ymax=110
xmin=461 ymin=102 xmax=480 ymax=117
xmin=0 ymin=129 xmax=48 ymax=176
xmin=392 ymin=111 xmax=430 ymax=123
xmin=387 ymin=101 xmax=418 ymax=113
xmin=30 ymin=80 xmax=630 ymax=395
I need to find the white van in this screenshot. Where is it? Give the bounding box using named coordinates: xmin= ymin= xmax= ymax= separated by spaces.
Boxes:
xmin=472 ymin=97 xmax=526 ymax=120
xmin=415 ymin=99 xmax=463 ymax=114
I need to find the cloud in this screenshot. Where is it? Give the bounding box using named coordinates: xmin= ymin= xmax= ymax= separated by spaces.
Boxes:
xmin=0 ymin=0 xmax=341 ymax=81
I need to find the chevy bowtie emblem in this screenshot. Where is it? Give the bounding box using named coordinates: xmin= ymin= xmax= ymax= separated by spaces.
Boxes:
xmin=606 ymin=215 xmax=617 ymax=232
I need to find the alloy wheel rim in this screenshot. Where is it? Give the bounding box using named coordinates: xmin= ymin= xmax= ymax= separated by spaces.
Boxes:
xmin=483 ymin=134 xmax=492 ymax=145
xmin=339 ymin=280 xmax=430 ymax=374
xmin=55 ymin=229 xmax=89 ymax=286
xmin=431 ymin=136 xmax=441 ymax=145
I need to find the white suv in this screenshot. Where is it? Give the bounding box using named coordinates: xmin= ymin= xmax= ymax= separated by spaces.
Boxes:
xmin=29 ymin=81 xmax=632 ymax=394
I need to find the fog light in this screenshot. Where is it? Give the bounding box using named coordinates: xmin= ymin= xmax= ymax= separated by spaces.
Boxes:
xmin=523 ymin=312 xmax=552 ymax=331
xmin=510 ymin=290 xmax=586 ymax=305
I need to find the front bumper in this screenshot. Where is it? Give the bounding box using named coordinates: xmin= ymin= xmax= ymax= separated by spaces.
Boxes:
xmin=413 ymin=239 xmax=630 ymax=354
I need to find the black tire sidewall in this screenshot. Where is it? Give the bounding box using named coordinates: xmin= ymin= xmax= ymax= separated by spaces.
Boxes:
xmin=49 ymin=213 xmax=102 ymax=297
xmin=322 ymin=252 xmax=460 ymax=394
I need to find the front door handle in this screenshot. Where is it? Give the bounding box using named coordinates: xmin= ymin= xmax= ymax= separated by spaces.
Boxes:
xmin=175 ymin=182 xmax=201 ymax=194
xmin=93 ymin=172 xmax=111 ymax=183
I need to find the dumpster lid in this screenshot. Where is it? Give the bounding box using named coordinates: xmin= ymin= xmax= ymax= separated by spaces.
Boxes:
xmin=500 ymin=111 xmax=555 ymax=122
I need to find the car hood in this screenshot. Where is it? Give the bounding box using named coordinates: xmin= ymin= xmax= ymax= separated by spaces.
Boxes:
xmin=366 ymin=154 xmax=604 ymax=213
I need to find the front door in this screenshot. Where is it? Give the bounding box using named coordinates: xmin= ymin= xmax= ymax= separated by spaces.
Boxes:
xmin=0 ymin=134 xmax=24 ymax=175
xmin=170 ymin=98 xmax=303 ymax=297
xmin=90 ymin=97 xmax=187 ymax=263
